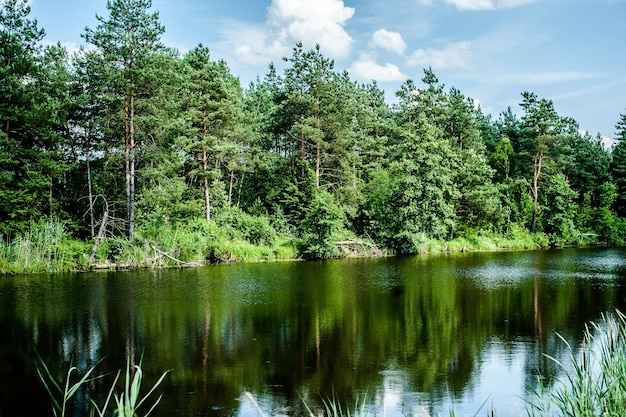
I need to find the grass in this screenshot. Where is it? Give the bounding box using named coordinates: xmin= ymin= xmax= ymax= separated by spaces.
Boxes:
xmin=413 ymin=227 xmax=549 ymax=255
xmin=38 ymin=356 xmax=169 ymax=417
xmin=0 ymin=218 xmax=299 ymax=274
xmin=0 ymin=221 xmax=91 ymax=274
xmin=526 ymin=309 xmax=626 ymax=417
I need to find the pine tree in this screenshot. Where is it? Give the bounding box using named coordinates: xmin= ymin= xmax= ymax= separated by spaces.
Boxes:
xmin=610 ymin=110 xmax=626 ymax=215
xmin=83 ymin=0 xmax=165 ymax=241
xmin=0 ymin=0 xmax=69 ymax=234
xmin=519 ymin=92 xmax=577 ymax=232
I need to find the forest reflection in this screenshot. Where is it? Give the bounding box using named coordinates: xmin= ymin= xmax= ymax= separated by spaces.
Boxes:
xmin=1 ymin=247 xmax=626 ymax=417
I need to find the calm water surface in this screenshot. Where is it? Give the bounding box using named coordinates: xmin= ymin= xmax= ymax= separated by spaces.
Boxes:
xmin=2 ymin=247 xmax=626 ymax=417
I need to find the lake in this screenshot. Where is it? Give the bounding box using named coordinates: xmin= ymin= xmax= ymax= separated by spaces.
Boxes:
xmin=1 ymin=247 xmax=626 ymax=417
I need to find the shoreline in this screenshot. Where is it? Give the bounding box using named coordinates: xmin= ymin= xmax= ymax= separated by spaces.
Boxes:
xmin=1 ymin=234 xmax=611 ymax=275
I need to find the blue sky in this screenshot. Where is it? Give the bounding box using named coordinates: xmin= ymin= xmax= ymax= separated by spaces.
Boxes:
xmin=29 ymin=0 xmax=626 ymax=139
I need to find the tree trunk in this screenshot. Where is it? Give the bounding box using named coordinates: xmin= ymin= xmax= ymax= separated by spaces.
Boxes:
xmin=301 ymin=127 xmax=305 ymax=178
xmin=531 ymin=147 xmax=543 ymax=233
xmin=128 ymin=94 xmax=136 ymax=242
xmin=203 ymin=147 xmax=211 ymax=223
xmin=202 ymin=110 xmax=211 ymax=223
xmin=89 ymin=210 xmax=109 ymax=265
xmin=301 ymin=129 xmax=305 ymax=162
xmin=86 ymin=139 xmax=95 ymax=238
xmin=315 ymin=142 xmax=321 ymax=188
xmin=124 ymin=94 xmax=132 ymax=240
xmin=228 ymin=169 xmax=235 ymax=207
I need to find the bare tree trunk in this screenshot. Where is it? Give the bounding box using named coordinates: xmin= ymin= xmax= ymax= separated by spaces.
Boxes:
xmin=86 ymin=139 xmax=95 ymax=238
xmin=89 ymin=210 xmax=109 ymax=265
xmin=531 ymin=147 xmax=543 ymax=233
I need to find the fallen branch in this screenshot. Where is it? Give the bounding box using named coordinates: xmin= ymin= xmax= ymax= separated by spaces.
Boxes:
xmin=334 ymin=239 xmax=383 ymax=257
xmin=150 ymin=245 xmax=202 ymax=268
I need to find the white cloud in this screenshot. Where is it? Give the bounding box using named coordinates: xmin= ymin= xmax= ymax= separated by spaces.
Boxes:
xmin=407 ymin=41 xmax=472 ymax=69
xmin=43 ymin=40 xmax=86 ymax=57
xmin=371 ymin=29 xmax=407 ymax=55
xmin=419 ymin=0 xmax=538 ymax=10
xmin=266 ymin=0 xmax=355 ymax=59
xmin=223 ymin=21 xmax=291 ymax=66
xmin=227 ymin=0 xmax=355 ymax=68
xmin=349 ymin=55 xmax=408 ymax=82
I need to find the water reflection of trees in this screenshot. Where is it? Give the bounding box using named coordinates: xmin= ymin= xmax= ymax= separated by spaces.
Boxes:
xmin=1 ymin=249 xmax=626 ymax=416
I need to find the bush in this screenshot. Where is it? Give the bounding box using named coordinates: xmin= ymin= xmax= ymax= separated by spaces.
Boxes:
xmin=301 ymin=190 xmax=344 ymax=260
xmin=233 ymin=211 xmax=277 ymax=246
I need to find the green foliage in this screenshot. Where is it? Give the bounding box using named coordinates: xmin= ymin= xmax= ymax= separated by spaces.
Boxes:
xmin=540 ymin=173 xmax=579 ymax=246
xmin=0 ymin=221 xmax=91 ymax=273
xmin=301 ymin=189 xmax=344 ymax=260
xmin=610 ymin=139 xmax=626 ymax=216
xmin=234 ymin=211 xmax=277 ymax=246
xmin=0 ymin=0 xmax=623 ymax=268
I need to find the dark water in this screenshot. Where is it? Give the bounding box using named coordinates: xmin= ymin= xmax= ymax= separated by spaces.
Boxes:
xmin=2 ymin=247 xmax=626 ymax=417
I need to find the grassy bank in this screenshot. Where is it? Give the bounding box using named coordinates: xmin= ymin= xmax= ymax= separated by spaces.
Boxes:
xmin=0 ymin=219 xmax=593 ymax=275
xmin=0 ymin=221 xmax=92 ymax=274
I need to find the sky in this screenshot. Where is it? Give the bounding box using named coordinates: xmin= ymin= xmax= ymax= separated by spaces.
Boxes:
xmin=28 ymin=0 xmax=626 ymax=140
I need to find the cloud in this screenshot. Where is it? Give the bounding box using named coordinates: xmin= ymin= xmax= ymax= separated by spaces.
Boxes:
xmin=226 ymin=0 xmax=355 ymax=68
xmin=407 ymin=41 xmax=472 ymax=69
xmin=266 ymin=0 xmax=355 ymax=59
xmin=42 ymin=40 xmax=86 ymax=57
xmin=348 ymin=55 xmax=408 ymax=82
xmin=370 ymin=29 xmax=407 ymax=55
xmin=418 ymin=0 xmax=539 ymax=10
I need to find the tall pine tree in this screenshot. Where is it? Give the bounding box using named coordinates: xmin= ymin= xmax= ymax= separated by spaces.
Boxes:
xmin=83 ymin=0 xmax=165 ymax=241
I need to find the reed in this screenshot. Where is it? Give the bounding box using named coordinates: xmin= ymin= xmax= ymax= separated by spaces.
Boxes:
xmin=0 ymin=221 xmax=90 ymax=274
xmin=526 ymin=309 xmax=626 ymax=417
xmin=38 ymin=357 xmax=168 ymax=417
xmin=302 ymin=392 xmax=370 ymax=417
xmin=37 ymin=356 xmax=103 ymax=417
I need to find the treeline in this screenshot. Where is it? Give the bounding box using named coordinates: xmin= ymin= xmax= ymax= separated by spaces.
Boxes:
xmin=2 ymin=0 xmax=626 ymax=271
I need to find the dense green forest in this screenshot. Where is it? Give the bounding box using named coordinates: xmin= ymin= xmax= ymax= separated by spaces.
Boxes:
xmin=2 ymin=0 xmax=626 ymax=272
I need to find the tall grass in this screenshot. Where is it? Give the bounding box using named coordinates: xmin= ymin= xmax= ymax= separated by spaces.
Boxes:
xmin=526 ymin=310 xmax=626 ymax=417
xmin=413 ymin=227 xmax=549 ymax=255
xmin=129 ymin=218 xmax=298 ymax=267
xmin=38 ymin=357 xmax=168 ymax=417
xmin=0 ymin=221 xmax=90 ymax=274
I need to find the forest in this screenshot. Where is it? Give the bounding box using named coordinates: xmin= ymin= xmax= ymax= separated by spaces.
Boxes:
xmin=2 ymin=0 xmax=626 ymax=273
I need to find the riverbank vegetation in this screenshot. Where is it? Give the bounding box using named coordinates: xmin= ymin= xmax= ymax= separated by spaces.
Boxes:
xmin=2 ymin=0 xmax=626 ymax=274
